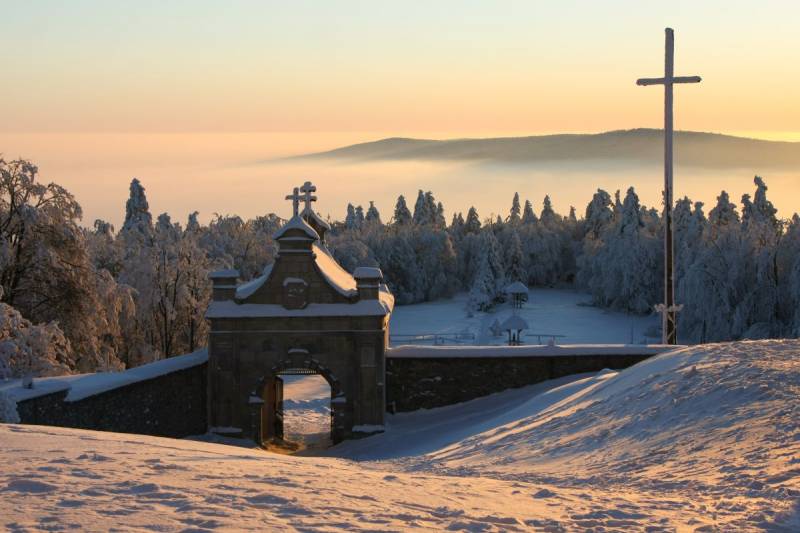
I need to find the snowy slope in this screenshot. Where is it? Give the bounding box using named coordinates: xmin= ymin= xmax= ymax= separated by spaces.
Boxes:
xmin=1 ymin=340 xmax=798 ymax=531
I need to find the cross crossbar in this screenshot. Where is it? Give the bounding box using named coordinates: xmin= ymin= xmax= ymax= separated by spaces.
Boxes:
xmin=285 ymin=187 xmax=301 ymax=217
xmin=636 ymin=76 xmax=702 ymax=86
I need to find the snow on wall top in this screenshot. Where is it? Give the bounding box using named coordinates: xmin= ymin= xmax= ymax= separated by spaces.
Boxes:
xmin=386 ymin=344 xmax=680 ymax=359
xmin=206 ymin=296 xmax=393 ymax=319
xmin=0 ymin=349 xmax=209 ymax=403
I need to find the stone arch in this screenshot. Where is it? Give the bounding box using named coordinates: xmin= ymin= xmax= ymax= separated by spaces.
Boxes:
xmin=250 ymin=356 xmax=347 ymax=446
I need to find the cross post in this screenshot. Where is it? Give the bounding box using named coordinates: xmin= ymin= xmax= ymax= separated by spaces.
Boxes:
xmin=285 ymin=187 xmax=301 ymax=217
xmin=300 ymin=181 xmax=318 ymax=212
xmin=637 ymin=27 xmax=701 ymax=345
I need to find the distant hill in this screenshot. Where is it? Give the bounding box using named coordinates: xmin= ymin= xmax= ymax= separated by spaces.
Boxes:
xmin=292 ymin=129 xmax=800 ymax=169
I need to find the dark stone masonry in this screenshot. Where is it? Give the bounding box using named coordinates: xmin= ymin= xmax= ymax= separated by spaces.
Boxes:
xmin=16 ymin=362 xmax=207 ymax=438
xmin=385 ymin=351 xmax=659 ymax=412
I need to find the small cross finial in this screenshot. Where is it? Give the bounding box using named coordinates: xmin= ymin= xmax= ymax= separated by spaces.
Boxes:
xmin=285 ymin=187 xmax=301 ymax=217
xmin=300 ymin=181 xmax=317 ymax=212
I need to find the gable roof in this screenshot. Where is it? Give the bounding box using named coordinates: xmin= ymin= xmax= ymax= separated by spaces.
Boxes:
xmin=272 ymin=215 xmax=319 ymax=241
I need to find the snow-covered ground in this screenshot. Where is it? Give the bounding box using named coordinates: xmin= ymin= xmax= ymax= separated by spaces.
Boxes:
xmin=281 ymin=374 xmax=331 ymax=450
xmin=389 ymin=289 xmax=660 ymax=345
xmin=1 ymin=340 xmax=798 ymax=531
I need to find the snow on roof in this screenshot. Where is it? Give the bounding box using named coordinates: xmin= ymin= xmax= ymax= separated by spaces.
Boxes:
xmin=206 ymin=297 xmax=393 ymax=318
xmin=209 ymin=269 xmax=239 ymax=279
xmin=312 ymin=243 xmax=358 ymax=297
xmin=353 ymin=267 xmax=383 ymax=280
xmin=386 ymin=344 xmax=680 ymax=359
xmin=0 ymin=349 xmax=209 ymax=403
xmin=273 ymin=215 xmax=319 ymax=241
xmin=501 ymin=315 xmax=530 ymax=331
xmin=235 ymin=265 xmax=273 ymax=300
xmin=504 ymin=281 xmax=529 ymax=294
xmin=302 ymin=207 xmax=331 ymax=230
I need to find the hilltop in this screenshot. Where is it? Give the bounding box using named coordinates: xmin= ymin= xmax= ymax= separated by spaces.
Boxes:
xmin=293 ymin=129 xmax=800 ymax=169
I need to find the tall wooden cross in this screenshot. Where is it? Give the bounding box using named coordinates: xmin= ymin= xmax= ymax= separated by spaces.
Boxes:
xmin=300 ymin=181 xmax=317 ymax=212
xmin=637 ymin=27 xmax=701 ymax=345
xmin=285 ymin=187 xmax=301 ymax=217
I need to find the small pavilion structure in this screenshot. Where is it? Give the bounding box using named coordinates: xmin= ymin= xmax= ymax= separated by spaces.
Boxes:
xmin=205 ymin=183 xmax=394 ymax=445
xmin=505 ymin=281 xmax=529 ymax=309
xmin=501 ymin=315 xmax=529 ymax=346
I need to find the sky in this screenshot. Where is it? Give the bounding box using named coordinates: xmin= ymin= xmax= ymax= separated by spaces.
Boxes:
xmin=2 ymin=1 xmax=800 ymax=225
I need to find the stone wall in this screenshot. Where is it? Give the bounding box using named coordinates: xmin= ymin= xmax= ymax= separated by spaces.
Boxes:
xmin=16 ymin=362 xmax=207 ymax=438
xmin=385 ymin=352 xmax=658 ymax=412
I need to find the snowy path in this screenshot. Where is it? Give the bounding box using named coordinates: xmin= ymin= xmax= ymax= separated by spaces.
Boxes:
xmin=1 ymin=340 xmax=799 ymax=531
xmin=390 ymin=289 xmax=659 ymax=345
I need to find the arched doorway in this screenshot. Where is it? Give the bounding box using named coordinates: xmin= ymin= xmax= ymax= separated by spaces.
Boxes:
xmin=253 ymin=358 xmax=345 ymax=450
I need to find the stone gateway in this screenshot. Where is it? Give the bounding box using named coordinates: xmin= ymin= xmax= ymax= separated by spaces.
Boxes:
xmin=205 ymin=183 xmax=394 ymax=445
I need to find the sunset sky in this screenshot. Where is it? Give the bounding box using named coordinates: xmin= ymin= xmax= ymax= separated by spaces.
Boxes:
xmin=2 ymin=1 xmax=800 ymax=225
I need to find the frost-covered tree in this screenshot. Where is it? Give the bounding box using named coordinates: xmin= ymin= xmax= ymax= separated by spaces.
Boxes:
xmin=393 ymin=195 xmax=412 ymax=225
xmin=540 ymin=195 xmax=558 ymax=227
xmin=584 ymin=189 xmax=614 ymax=239
xmin=466 ymin=252 xmax=495 ymax=314
xmin=122 ymin=178 xmax=153 ymax=238
xmin=465 ymin=207 xmax=481 ymax=234
xmin=522 ymin=199 xmax=537 ymax=224
xmin=345 ymin=203 xmax=357 ymax=229
xmin=0 ymin=292 xmax=73 ymax=378
xmin=365 ymin=201 xmax=382 ymax=225
xmin=505 ymin=230 xmax=525 ymax=283
xmin=509 ymin=193 xmax=521 ymax=224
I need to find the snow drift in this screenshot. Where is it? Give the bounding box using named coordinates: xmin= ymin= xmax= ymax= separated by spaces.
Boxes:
xmin=1 ymin=340 xmax=798 ymax=531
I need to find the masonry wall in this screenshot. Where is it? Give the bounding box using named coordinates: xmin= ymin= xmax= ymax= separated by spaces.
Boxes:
xmin=385 ymin=353 xmax=653 ymax=412
xmin=16 ymin=362 xmax=208 ymax=438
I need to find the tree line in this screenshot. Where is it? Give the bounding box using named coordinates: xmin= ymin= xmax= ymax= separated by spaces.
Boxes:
xmin=1 ymin=156 xmax=798 ymax=377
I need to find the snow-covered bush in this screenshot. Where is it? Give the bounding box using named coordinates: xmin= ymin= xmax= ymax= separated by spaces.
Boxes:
xmin=0 ymin=297 xmax=73 ymax=378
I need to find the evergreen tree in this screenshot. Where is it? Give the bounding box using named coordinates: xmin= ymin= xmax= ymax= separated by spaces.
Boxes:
xmin=366 ymin=201 xmax=382 ymax=225
xmin=540 ymin=195 xmax=558 ymax=226
xmin=522 ymin=199 xmax=537 ymax=224
xmin=412 ymin=190 xmax=428 ymax=225
xmin=509 ymin=193 xmax=521 ymax=224
xmin=505 ymin=230 xmax=526 ymax=283
xmin=345 ymin=203 xmax=357 ymax=229
xmin=465 ymin=207 xmax=481 ymax=234
xmin=393 ymin=195 xmax=412 ymax=225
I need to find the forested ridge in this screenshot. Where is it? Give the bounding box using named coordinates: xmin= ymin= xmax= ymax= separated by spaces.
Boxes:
xmin=1 ymin=157 xmax=798 ymax=377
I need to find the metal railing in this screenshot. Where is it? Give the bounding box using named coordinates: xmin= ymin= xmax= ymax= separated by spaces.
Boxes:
xmin=389 ymin=332 xmax=476 ymax=346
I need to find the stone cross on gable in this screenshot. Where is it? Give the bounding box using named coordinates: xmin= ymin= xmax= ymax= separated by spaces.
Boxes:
xmin=285 ymin=187 xmax=301 ymax=217
xmin=637 ymin=27 xmax=701 ymax=345
xmin=300 ymin=181 xmax=317 ymax=212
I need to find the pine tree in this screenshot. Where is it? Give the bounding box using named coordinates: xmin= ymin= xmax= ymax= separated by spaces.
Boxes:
xmin=584 ymin=189 xmax=613 ymax=238
xmin=466 ymin=251 xmax=495 ymax=314
xmin=541 ymin=195 xmax=557 ymax=226
xmin=412 ymin=190 xmax=428 ymax=225
xmin=465 ymin=207 xmax=481 ymax=234
xmin=522 ymin=199 xmax=537 ymax=224
xmin=122 ymin=178 xmax=153 ymax=238
xmin=393 ymin=195 xmax=412 ymax=225
xmin=355 ymin=205 xmax=365 ymax=227
xmin=505 ymin=230 xmax=526 ymax=283
xmin=366 ymin=201 xmax=382 ymax=225
xmin=345 ymin=203 xmax=357 ymax=229
xmin=509 ymin=193 xmax=521 ymax=224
